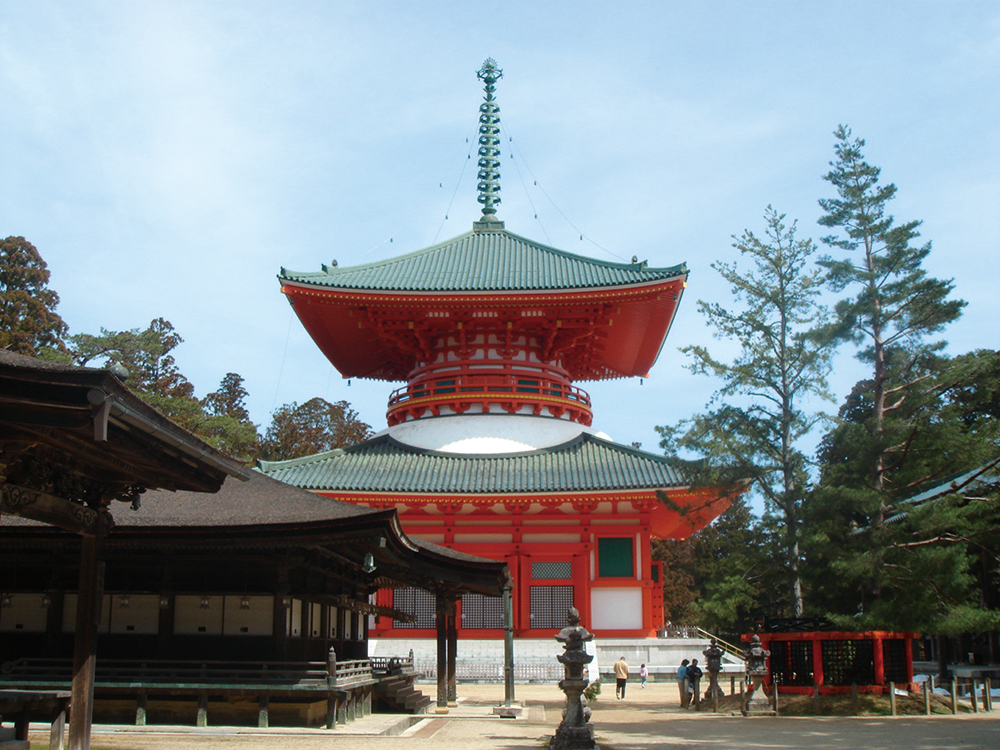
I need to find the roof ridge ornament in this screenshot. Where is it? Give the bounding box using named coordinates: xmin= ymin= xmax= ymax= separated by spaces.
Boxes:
xmin=474 ymin=58 xmax=504 ymax=232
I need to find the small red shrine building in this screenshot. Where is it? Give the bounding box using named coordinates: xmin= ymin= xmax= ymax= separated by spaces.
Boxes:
xmin=260 ymin=59 xmax=733 ymax=639
xmin=746 ymin=623 xmax=918 ymax=695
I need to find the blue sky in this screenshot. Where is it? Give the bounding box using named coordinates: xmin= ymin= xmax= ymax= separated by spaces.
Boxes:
xmin=2 ymin=1 xmax=998 ymax=457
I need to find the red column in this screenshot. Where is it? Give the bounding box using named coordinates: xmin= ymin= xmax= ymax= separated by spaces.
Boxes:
xmin=904 ymin=637 xmax=914 ymax=687
xmin=812 ymin=638 xmax=824 ymax=691
xmin=574 ymin=550 xmax=591 ymax=629
xmin=873 ymin=635 xmax=885 ymax=691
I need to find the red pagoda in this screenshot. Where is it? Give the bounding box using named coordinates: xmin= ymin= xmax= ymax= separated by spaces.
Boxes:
xmin=261 ymin=60 xmax=732 ymax=639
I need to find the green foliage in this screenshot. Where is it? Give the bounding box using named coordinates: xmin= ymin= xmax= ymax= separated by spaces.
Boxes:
xmin=801 ymin=127 xmax=991 ymax=635
xmin=818 ymin=126 xmax=964 ymax=367
xmin=658 ymin=207 xmax=835 ymax=618
xmin=69 ymin=318 xmax=204 ymax=430
xmin=650 ymin=537 xmax=697 ymax=623
xmin=652 ymin=495 xmax=773 ymax=635
xmin=817 ymin=125 xmax=965 ymax=505
xmin=259 ymin=397 xmax=373 ymax=461
xmin=198 ymin=372 xmax=260 ymax=461
xmin=806 ymin=350 xmax=1000 ymax=632
xmin=0 ymin=236 xmax=68 ymax=357
xmin=69 ymin=321 xmax=262 ymax=460
xmin=71 ymin=318 xmax=195 ymax=400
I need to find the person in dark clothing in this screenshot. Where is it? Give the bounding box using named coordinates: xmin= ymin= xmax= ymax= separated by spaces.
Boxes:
xmin=687 ymin=658 xmax=703 ymax=708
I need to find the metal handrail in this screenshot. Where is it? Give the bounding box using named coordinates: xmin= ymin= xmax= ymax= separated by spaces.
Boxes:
xmin=695 ymin=628 xmax=745 ymax=661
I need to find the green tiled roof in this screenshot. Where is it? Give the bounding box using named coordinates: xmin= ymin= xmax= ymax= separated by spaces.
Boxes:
xmin=279 ymin=228 xmax=687 ymax=293
xmin=257 ymin=433 xmax=689 ymax=494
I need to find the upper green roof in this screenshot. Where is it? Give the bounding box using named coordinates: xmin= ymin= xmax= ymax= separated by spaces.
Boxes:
xmin=279 ymin=227 xmax=687 ymax=294
xmin=257 ymin=432 xmax=689 ymax=494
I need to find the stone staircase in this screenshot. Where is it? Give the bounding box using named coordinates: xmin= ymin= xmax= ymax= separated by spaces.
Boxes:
xmin=375 ymin=671 xmax=432 ymax=714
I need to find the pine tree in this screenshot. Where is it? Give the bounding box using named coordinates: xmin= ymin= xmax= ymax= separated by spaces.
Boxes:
xmin=817 ymin=125 xmax=965 ymax=523
xmin=658 ymin=207 xmax=835 ymax=617
xmin=806 ymin=350 xmax=1000 ymax=632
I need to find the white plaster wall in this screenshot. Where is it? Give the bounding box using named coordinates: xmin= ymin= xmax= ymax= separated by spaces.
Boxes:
xmin=383 ymin=414 xmax=611 ymax=453
xmin=590 ymin=588 xmax=643 ymax=631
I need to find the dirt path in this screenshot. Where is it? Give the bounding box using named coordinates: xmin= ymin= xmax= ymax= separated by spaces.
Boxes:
xmin=27 ymin=683 xmax=1000 ymax=750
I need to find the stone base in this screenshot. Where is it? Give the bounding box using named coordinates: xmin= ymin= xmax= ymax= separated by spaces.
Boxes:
xmin=492 ymin=704 xmax=523 ymax=718
xmin=550 ymin=723 xmax=596 ymax=750
xmin=433 ymin=706 xmax=450 ymax=714
xmin=742 ymin=694 xmax=776 ymax=716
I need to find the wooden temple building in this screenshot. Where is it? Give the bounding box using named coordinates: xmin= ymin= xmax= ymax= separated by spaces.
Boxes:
xmin=0 ymin=349 xmax=247 ymax=747
xmin=260 ymin=60 xmax=732 ymax=643
xmin=1 ymin=350 xmax=509 ymax=737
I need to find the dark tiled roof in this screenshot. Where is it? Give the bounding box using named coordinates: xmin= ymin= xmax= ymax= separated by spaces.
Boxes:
xmin=0 ymin=472 xmax=378 ymax=530
xmin=280 ymin=228 xmax=687 ymax=293
xmin=115 ymin=472 xmax=379 ymax=527
xmin=257 ymin=433 xmax=689 ymax=493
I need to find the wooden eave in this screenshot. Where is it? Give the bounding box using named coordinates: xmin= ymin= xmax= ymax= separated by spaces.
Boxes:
xmin=280 ymin=276 xmax=686 ymax=382
xmin=0 ymin=352 xmax=250 ymax=534
xmin=2 ymin=508 xmax=508 ymax=597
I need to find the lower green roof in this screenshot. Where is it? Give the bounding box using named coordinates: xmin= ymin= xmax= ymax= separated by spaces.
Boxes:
xmin=257 ymin=433 xmax=689 ymax=494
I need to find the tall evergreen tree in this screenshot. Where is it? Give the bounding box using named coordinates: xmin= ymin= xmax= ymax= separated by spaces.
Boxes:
xmin=0 ymin=236 xmax=68 ymax=357
xmin=817 ymin=125 xmax=965 ymax=524
xmin=658 ymin=207 xmax=835 ymax=617
xmin=807 ymin=350 xmax=1000 ymax=632
xmin=200 ymin=372 xmax=260 ymax=461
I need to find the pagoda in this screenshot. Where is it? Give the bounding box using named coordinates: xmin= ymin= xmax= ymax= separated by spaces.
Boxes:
xmin=261 ymin=60 xmax=731 ymax=639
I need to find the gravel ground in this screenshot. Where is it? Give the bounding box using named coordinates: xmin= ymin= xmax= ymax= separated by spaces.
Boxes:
xmin=26 ymin=682 xmax=1000 ymax=750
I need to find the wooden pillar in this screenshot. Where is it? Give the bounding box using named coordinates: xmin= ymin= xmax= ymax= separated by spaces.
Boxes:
xmin=135 ymin=691 xmax=147 ymax=726
xmin=197 ymin=691 xmax=208 ymax=727
xmin=259 ymin=695 xmax=270 ymax=728
xmin=503 ymin=582 xmax=515 ymax=707
xmin=447 ymin=600 xmax=458 ymax=705
xmin=273 ymin=590 xmax=289 ymax=660
xmin=435 ymin=594 xmax=448 ymax=713
xmin=68 ymin=529 xmax=105 ymax=750
xmin=50 ymin=699 xmax=68 ymax=750
xmin=324 ymin=695 xmax=335 ymax=729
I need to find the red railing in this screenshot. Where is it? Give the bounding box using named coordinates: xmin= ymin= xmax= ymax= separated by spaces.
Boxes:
xmin=388 ymin=373 xmax=591 ymax=408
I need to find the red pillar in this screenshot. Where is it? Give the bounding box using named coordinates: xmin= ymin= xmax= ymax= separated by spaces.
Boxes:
xmin=812 ymin=638 xmax=824 ymax=691
xmin=574 ymin=551 xmax=591 ymax=629
xmin=873 ymin=635 xmax=885 ymax=691
xmin=904 ymin=637 xmax=915 ymax=686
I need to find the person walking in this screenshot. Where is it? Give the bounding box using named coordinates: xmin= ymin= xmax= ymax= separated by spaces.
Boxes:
xmin=676 ymin=658 xmax=690 ymax=708
xmin=613 ymin=656 xmax=630 ymax=700
xmin=639 ymin=663 xmax=648 ymax=688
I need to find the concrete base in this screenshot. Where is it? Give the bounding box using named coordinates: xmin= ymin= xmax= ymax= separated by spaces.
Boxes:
xmin=370 ymin=636 xmax=743 ymax=682
xmin=434 ymin=706 xmax=450 ymax=714
xmin=492 ymin=705 xmax=523 ymax=718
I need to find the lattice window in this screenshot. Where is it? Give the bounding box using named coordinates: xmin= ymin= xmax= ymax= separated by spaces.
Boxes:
xmin=461 ymin=593 xmax=503 ymax=629
xmin=821 ymin=639 xmax=875 ymax=686
xmin=532 ymin=561 xmax=573 ymax=580
xmin=529 ymin=585 xmax=574 ymax=629
xmin=882 ymin=639 xmax=909 ymax=684
xmin=392 ymin=588 xmax=436 ymax=629
xmin=769 ymin=640 xmax=814 ymax=686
